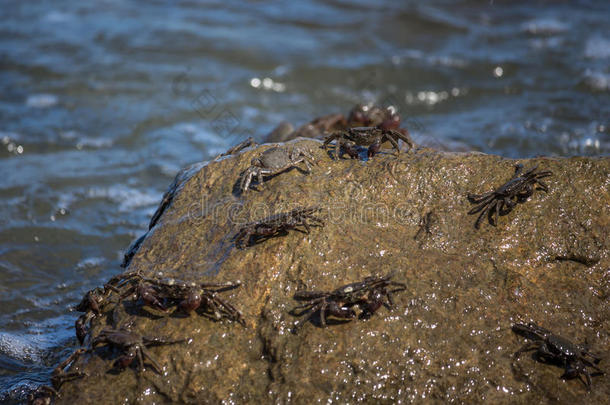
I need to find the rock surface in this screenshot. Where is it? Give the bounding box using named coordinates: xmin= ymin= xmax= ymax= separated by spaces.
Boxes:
xmin=57 ymin=139 xmax=608 ymax=404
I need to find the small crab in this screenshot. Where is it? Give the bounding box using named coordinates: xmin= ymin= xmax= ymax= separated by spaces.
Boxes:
xmin=234 ymin=206 xmax=324 ymax=248
xmin=240 ymin=146 xmax=316 ymax=192
xmin=74 ymin=286 xmax=119 ymax=344
xmin=291 ymin=273 xmax=406 ymax=332
xmin=322 ymin=126 xmax=414 ymax=159
xmin=468 ymin=164 xmax=552 ymax=229
xmin=118 ymin=275 xmax=245 ymax=324
xmin=92 ymin=326 xmax=185 ymax=374
xmin=512 ymin=322 xmax=604 ymax=390
xmin=30 ymin=347 xmax=88 ymax=403
xmin=51 ymin=348 xmax=88 ymax=387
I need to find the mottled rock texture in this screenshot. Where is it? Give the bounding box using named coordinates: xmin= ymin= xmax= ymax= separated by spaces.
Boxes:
xmin=58 ymin=139 xmax=608 ymax=404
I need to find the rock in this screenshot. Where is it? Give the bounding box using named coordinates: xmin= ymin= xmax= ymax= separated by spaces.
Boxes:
xmin=57 ymin=139 xmax=609 ymax=404
xmin=264 ymin=114 xmax=347 ymax=143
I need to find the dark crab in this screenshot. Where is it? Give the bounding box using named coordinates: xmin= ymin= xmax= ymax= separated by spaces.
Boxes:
xmin=322 ymin=126 xmax=414 ymax=159
xmin=51 ymin=348 xmax=88 ymax=389
xmin=92 ymin=326 xmax=185 ymax=374
xmin=240 ymin=145 xmax=316 ymax=192
xmin=74 ymin=285 xmax=119 ymax=344
xmin=118 ymin=274 xmax=245 ymax=324
xmin=28 ymin=348 xmax=88 ymax=403
xmin=512 ymin=322 xmax=604 ymax=390
xmin=291 ymin=273 xmax=406 ymax=332
xmin=468 ymin=164 xmax=552 ymax=229
xmin=234 ymin=206 xmax=324 ymax=248
xmin=347 ymin=104 xmax=402 ymax=130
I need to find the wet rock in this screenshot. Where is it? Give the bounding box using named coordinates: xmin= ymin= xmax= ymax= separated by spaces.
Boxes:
xmin=57 ymin=140 xmax=608 ymax=404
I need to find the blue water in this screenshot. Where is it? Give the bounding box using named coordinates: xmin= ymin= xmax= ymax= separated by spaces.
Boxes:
xmin=0 ymin=0 xmax=609 ymax=401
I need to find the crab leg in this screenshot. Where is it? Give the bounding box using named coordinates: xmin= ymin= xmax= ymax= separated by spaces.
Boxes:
xmin=319 ymin=301 xmax=328 ymax=327
xmin=473 ymin=204 xmax=492 ymax=229
xmin=383 ymin=134 xmax=401 ymax=156
xmin=513 ymin=342 xmax=541 ymax=359
xmin=140 ymin=346 xmax=162 ymax=373
xmin=291 ymin=303 xmax=321 ymax=332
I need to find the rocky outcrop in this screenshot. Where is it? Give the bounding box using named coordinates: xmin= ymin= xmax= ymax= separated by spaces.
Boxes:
xmin=57 ymin=139 xmax=609 ymax=404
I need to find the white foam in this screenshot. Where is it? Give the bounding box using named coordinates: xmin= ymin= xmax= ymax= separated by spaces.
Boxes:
xmin=521 ymin=18 xmax=568 ymax=35
xmin=25 ymin=94 xmax=58 ymax=108
xmin=86 ymin=185 xmax=159 ymax=212
xmin=43 ymin=11 xmax=72 ymax=23
xmin=582 ymin=69 xmax=610 ymax=91
xmin=76 ymin=137 xmax=113 ymax=150
xmin=584 ymin=37 xmax=610 ymax=59
xmin=75 ymin=256 xmax=106 ymax=270
xmin=0 ymin=333 xmax=41 ymax=363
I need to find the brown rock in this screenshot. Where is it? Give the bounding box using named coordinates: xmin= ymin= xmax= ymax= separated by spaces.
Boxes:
xmin=57 ymin=140 xmax=609 ymax=404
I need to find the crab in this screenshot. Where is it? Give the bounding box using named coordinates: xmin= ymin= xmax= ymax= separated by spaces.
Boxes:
xmin=291 ymin=273 xmax=406 ymax=332
xmin=74 ymin=286 xmax=120 ymax=344
xmin=117 ymin=275 xmax=245 ymax=324
xmin=92 ymin=326 xmax=185 ymax=373
xmin=240 ymin=146 xmax=316 ymax=192
xmin=347 ymin=104 xmax=402 ymax=130
xmin=51 ymin=348 xmax=88 ymax=387
xmin=467 ymin=164 xmax=552 ymax=229
xmin=512 ymin=322 xmax=604 ymax=390
xmin=234 ymin=206 xmax=324 ymax=248
xmin=30 ymin=347 xmax=88 ymax=403
xmin=322 ymin=126 xmax=415 ymax=159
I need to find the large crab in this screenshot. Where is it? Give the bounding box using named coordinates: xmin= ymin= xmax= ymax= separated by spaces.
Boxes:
xmin=322 ymin=126 xmax=415 ymax=159
xmin=233 ymin=206 xmax=324 ymax=248
xmin=117 ymin=274 xmax=245 ymax=324
xmin=92 ymin=326 xmax=185 ymax=374
xmin=291 ymin=273 xmax=406 ymax=332
xmin=240 ymin=145 xmax=316 ymax=192
xmin=467 ymin=164 xmax=552 ymax=229
xmin=512 ymin=322 xmax=604 ymax=390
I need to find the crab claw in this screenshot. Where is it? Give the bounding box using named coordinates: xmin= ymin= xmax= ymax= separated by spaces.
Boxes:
xmin=179 ymin=291 xmax=201 ymax=313
xmin=137 ymin=283 xmax=167 ymax=311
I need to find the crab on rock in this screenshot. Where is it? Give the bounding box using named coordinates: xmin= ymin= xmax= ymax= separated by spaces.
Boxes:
xmin=233 ymin=206 xmax=324 ymax=248
xmin=117 ymin=274 xmax=245 ymax=324
xmin=92 ymin=326 xmax=185 ymax=374
xmin=322 ymin=126 xmax=414 ymax=159
xmin=291 ymin=273 xmax=406 ymax=332
xmin=467 ymin=164 xmax=552 ymax=229
xmin=240 ymin=146 xmax=316 ymax=192
xmin=512 ymin=322 xmax=604 ymax=390
xmin=74 ymin=285 xmax=120 ymax=344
